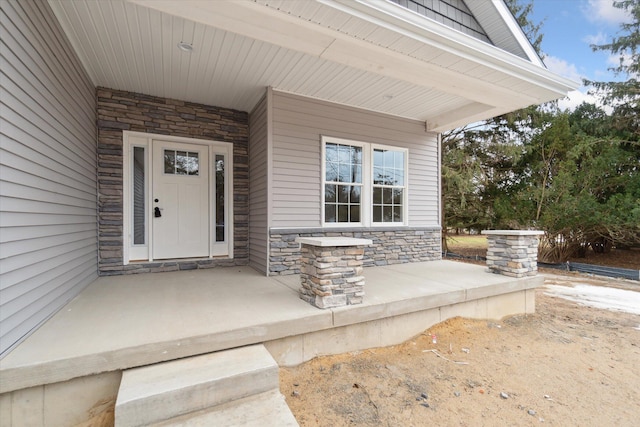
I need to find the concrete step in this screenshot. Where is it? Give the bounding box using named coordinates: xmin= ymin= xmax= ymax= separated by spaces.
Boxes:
xmin=151 ymin=389 xmax=299 ymax=426
xmin=115 ymin=344 xmax=279 ymax=427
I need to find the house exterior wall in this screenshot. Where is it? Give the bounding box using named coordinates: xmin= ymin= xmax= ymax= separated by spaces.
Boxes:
xmin=270 ymin=90 xmax=440 ymax=227
xmin=0 ymin=0 xmax=97 ymax=356
xmin=96 ymin=88 xmax=249 ymax=275
xmin=267 ymin=90 xmax=441 ymax=275
xmin=248 ymin=94 xmax=270 ymax=274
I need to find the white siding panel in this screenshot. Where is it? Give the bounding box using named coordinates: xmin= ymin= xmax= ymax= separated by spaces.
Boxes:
xmin=0 ymin=197 xmax=96 ymax=217
xmin=2 ymin=244 xmax=97 ymax=301
xmin=270 ymin=91 xmax=439 ymax=227
xmin=3 ymin=4 xmax=94 ymax=152
xmin=1 ymin=261 xmax=96 ymax=352
xmin=272 ymin=182 xmax=320 ymax=192
xmin=0 ymin=230 xmax=96 ymax=260
xmin=1 ymin=223 xmax=97 ymax=243
xmin=1 ymin=148 xmax=95 ymax=196
xmin=248 ymin=93 xmax=269 ymax=274
xmin=0 ymin=212 xmax=96 ymax=227
xmin=0 ymin=161 xmax=94 ymax=200
xmin=0 ymin=180 xmax=95 ymax=210
xmin=272 ymin=152 xmax=319 ymax=164
xmin=2 ymin=101 xmax=96 ymax=183
xmin=0 ymin=0 xmax=97 ymax=356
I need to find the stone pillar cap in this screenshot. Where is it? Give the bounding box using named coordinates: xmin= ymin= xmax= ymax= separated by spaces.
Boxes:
xmin=296 ymin=236 xmax=373 ymax=247
xmin=481 ymin=230 xmax=544 ymax=236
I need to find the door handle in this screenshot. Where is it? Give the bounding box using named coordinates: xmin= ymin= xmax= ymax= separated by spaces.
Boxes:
xmin=154 ymin=207 xmax=162 ymax=218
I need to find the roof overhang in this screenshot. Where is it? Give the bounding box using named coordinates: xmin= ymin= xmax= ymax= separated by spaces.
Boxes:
xmin=49 ymin=0 xmax=578 ymax=132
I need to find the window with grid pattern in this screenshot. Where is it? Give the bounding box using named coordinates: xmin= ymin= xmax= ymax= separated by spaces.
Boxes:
xmin=323 ymin=137 xmax=407 ymax=226
xmin=324 ymin=142 xmax=363 ymax=223
xmin=373 ymin=148 xmax=405 ymax=223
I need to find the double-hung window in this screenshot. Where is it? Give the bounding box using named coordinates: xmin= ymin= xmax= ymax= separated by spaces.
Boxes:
xmin=372 ymin=147 xmax=405 ymax=223
xmin=322 ymin=137 xmax=407 ymax=226
xmin=324 ymin=141 xmax=363 ymax=223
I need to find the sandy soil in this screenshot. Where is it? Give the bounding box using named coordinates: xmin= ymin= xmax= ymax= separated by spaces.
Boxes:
xmin=280 ymin=272 xmax=640 ymax=426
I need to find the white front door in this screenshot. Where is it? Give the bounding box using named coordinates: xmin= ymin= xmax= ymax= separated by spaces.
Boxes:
xmin=123 ymin=132 xmax=233 ymax=264
xmin=152 ymin=141 xmax=209 ymax=259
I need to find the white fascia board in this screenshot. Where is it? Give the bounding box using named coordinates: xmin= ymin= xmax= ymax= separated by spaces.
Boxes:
xmin=490 ymin=0 xmax=544 ymax=67
xmin=322 ymin=0 xmax=579 ymax=94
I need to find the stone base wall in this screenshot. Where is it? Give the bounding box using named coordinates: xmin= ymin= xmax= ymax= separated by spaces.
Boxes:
xmin=96 ymin=87 xmax=249 ymax=275
xmin=100 ymin=258 xmax=249 ymax=276
xmin=269 ymin=227 xmax=441 ymax=275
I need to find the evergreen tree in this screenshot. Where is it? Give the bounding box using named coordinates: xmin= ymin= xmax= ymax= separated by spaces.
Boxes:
xmin=441 ymin=0 xmax=640 ymax=258
xmin=586 ymin=0 xmax=640 ymax=140
xmin=441 ymin=0 xmax=544 ymax=247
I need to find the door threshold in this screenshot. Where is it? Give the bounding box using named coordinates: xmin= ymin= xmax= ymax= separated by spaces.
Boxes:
xmin=129 ymin=256 xmax=232 ymax=264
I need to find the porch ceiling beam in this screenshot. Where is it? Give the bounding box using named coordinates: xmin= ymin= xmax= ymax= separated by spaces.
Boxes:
xmin=127 ymin=0 xmax=554 ymax=112
xmin=304 ymin=0 xmax=575 ymax=96
xmin=317 ymin=37 xmax=536 ymax=109
xmin=426 ymin=102 xmax=495 ymax=132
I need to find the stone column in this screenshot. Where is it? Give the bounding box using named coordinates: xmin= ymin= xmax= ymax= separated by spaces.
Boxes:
xmin=295 ymin=237 xmax=372 ymax=309
xmin=481 ymin=230 xmax=544 ymax=278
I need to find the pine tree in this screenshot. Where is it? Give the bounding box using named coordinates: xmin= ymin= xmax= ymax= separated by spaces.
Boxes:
xmin=586 ymin=0 xmax=639 ymax=140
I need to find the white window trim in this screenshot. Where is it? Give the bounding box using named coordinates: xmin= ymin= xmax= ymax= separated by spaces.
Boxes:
xmin=123 ymin=131 xmax=234 ymax=264
xmin=321 ymin=136 xmax=408 ymax=227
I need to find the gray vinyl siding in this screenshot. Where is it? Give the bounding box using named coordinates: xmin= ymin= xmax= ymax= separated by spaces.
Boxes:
xmin=388 ymin=0 xmax=491 ymax=44
xmin=248 ymin=93 xmax=269 ymax=274
xmin=0 ymin=0 xmax=97 ymax=356
xmin=270 ymin=91 xmax=439 ymax=228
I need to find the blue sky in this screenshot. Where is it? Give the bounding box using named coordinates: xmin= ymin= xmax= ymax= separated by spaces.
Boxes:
xmin=529 ymin=0 xmax=631 ymax=110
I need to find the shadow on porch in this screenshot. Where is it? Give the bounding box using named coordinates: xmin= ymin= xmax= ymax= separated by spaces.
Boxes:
xmin=0 ymin=260 xmax=540 ymax=396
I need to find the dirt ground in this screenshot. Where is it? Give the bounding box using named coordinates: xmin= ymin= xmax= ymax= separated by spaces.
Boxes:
xmin=568 ymin=248 xmax=640 ymax=270
xmin=280 ymin=272 xmax=640 ymax=426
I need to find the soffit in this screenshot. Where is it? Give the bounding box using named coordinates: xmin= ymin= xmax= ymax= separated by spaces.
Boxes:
xmin=48 ymin=0 xmax=576 ymax=131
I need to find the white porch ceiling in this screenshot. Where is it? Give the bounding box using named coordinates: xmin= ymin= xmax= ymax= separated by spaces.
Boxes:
xmin=49 ymin=0 xmax=578 ymax=132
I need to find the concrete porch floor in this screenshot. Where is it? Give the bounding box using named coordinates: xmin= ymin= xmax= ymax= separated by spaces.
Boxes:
xmin=0 ymin=260 xmax=541 ymax=396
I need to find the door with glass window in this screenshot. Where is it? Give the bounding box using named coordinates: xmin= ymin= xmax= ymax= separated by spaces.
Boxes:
xmin=152 ymin=141 xmax=209 ymax=259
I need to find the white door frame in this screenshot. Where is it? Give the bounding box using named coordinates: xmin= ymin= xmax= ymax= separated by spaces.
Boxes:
xmin=123 ymin=131 xmax=234 ymax=264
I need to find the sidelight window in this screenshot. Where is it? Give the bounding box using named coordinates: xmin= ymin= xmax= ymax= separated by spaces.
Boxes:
xmin=132 ymin=146 xmax=146 ymax=244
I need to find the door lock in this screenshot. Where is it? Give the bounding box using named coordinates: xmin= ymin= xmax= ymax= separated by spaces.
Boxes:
xmin=154 ymin=207 xmax=162 ymax=218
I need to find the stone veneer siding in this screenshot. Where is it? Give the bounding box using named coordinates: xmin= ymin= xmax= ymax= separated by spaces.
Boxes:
xmin=269 ymin=227 xmax=441 ymax=275
xmin=299 ymin=244 xmax=366 ymax=308
xmin=97 ymin=87 xmax=249 ymax=275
